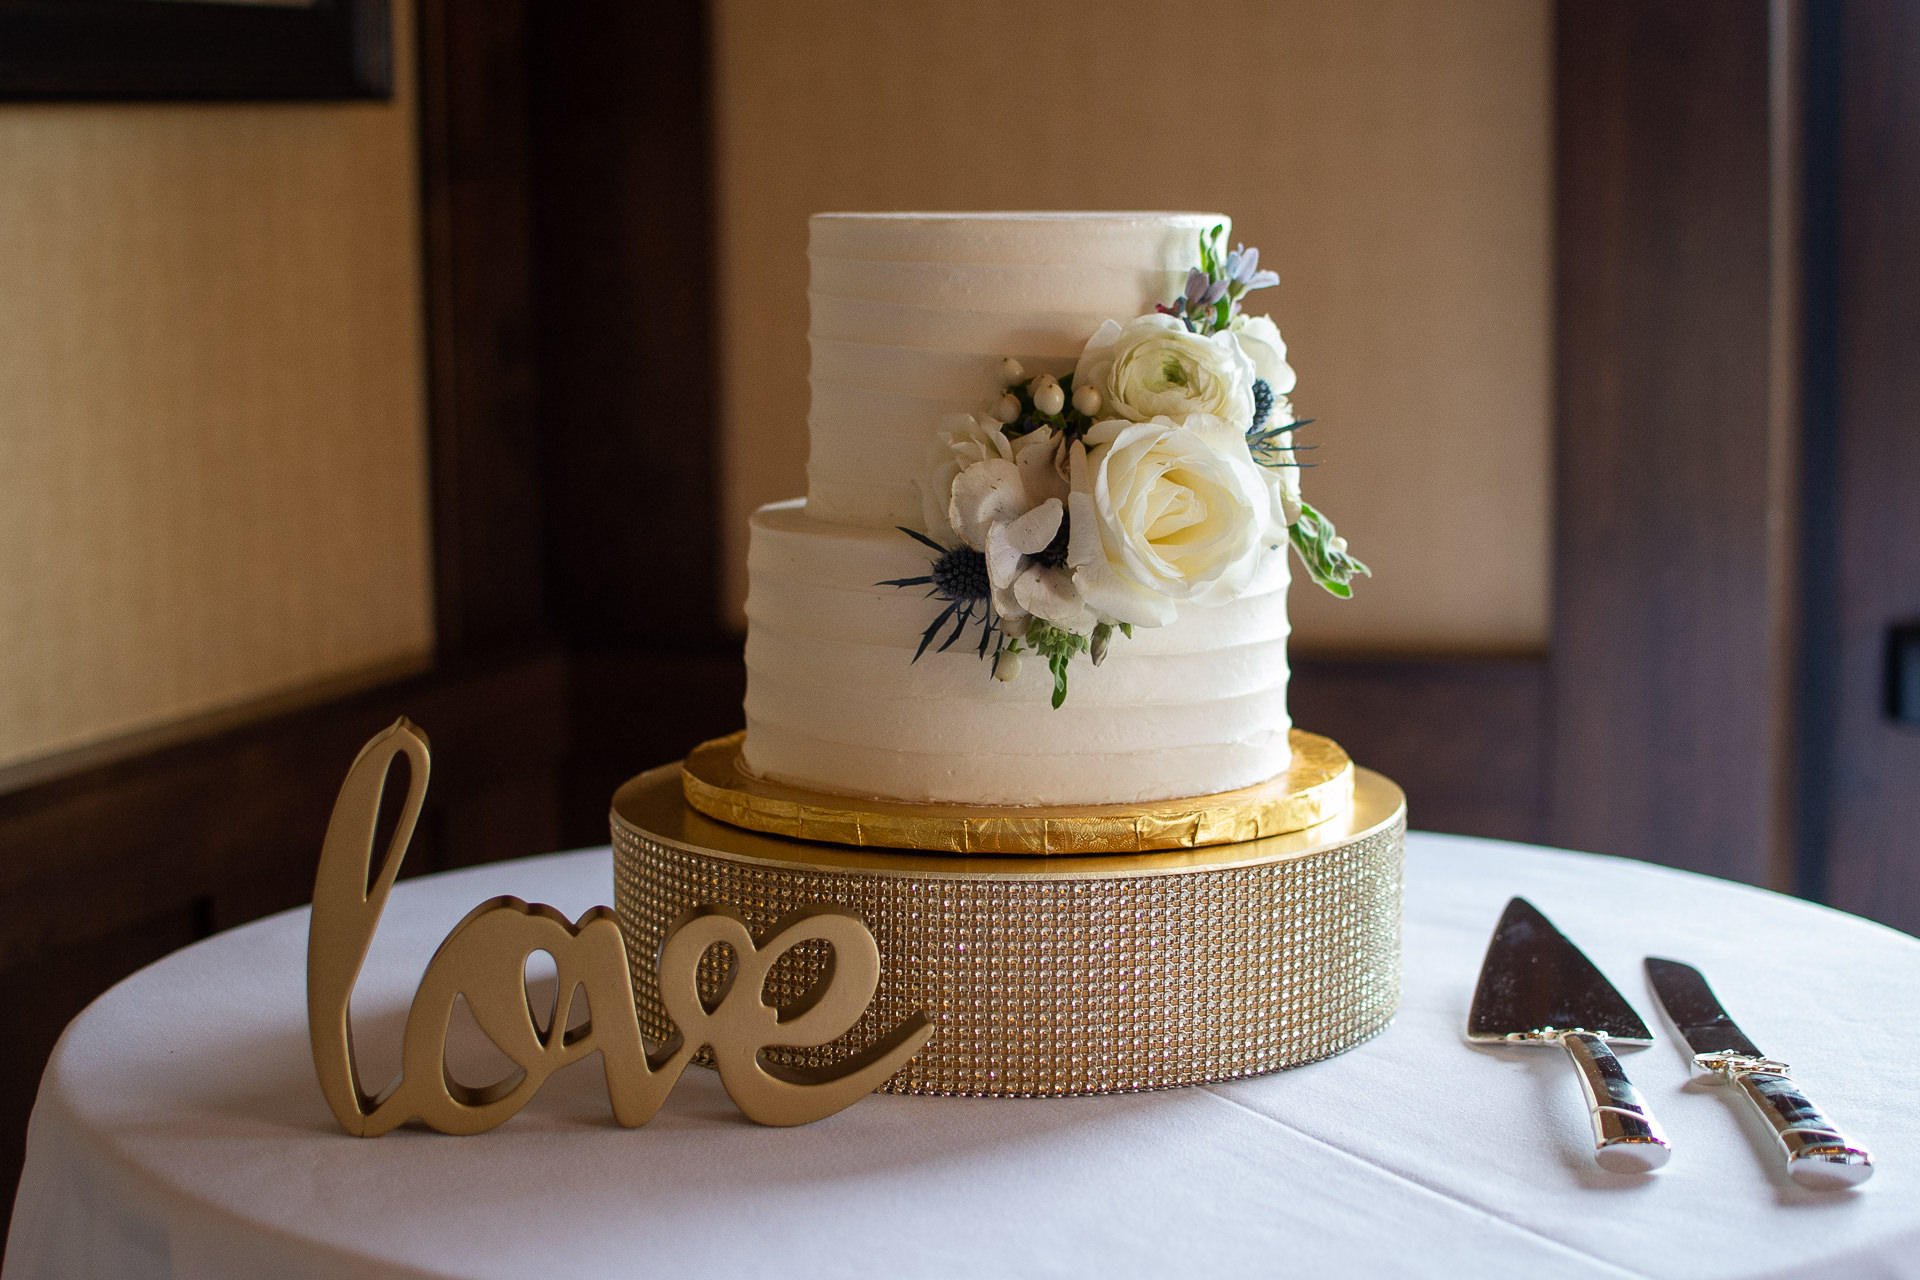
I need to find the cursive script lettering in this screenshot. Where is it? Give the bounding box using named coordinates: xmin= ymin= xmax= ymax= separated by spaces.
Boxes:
xmin=307 ymin=719 xmax=934 ymax=1134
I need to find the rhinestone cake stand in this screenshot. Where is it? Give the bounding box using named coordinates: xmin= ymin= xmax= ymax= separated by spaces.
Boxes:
xmin=610 ymin=753 xmax=1405 ymax=1097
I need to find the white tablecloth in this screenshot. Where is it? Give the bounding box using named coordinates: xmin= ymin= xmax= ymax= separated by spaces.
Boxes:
xmin=6 ymin=834 xmax=1919 ymax=1279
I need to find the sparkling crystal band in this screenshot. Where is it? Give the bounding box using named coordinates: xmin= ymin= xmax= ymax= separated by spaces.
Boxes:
xmin=612 ymin=763 xmax=1405 ymax=1097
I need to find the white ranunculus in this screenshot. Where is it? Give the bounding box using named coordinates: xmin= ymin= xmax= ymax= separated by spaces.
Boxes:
xmin=918 ymin=413 xmax=1013 ymax=543
xmin=1073 ymin=314 xmax=1257 ymax=432
xmin=1067 ymin=414 xmax=1273 ymax=624
xmin=1229 ymin=313 xmax=1297 ymax=396
xmin=947 ymin=429 xmax=1094 ymax=633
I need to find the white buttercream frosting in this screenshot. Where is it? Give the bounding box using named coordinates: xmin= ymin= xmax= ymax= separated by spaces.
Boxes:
xmin=742 ymin=211 xmax=1296 ymax=806
xmin=742 ymin=502 xmax=1291 ymax=805
xmin=806 ymin=212 xmax=1220 ymax=526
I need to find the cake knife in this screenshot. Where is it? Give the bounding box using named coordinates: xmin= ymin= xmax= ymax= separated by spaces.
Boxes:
xmin=1645 ymin=957 xmax=1873 ymax=1188
xmin=1467 ymin=897 xmax=1671 ymax=1172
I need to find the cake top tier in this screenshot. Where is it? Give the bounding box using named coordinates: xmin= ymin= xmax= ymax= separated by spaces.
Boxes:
xmin=804 ymin=212 xmax=1226 ymax=529
xmin=809 ymin=212 xmax=1225 ymax=267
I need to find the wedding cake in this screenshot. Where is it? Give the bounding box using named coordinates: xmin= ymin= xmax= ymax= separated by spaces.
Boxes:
xmin=616 ymin=218 xmax=1394 ymax=1092
xmin=740 ymin=212 xmax=1364 ymax=808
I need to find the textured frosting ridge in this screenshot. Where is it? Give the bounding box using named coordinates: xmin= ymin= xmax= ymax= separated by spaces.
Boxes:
xmin=742 ymin=502 xmax=1291 ymax=805
xmin=743 ymin=211 xmax=1296 ymax=806
xmin=806 ymin=212 xmax=1222 ymax=527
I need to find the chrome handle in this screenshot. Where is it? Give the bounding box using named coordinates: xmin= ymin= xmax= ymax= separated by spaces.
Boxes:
xmin=1724 ymin=1066 xmax=1873 ymax=1189
xmin=1561 ymin=1030 xmax=1671 ymax=1173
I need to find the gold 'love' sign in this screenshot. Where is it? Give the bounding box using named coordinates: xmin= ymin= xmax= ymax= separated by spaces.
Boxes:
xmin=307 ymin=719 xmax=935 ymax=1134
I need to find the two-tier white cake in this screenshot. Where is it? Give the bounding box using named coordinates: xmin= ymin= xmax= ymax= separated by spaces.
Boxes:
xmin=618 ymin=212 xmax=1399 ymax=1096
xmin=741 ymin=212 xmax=1293 ymax=807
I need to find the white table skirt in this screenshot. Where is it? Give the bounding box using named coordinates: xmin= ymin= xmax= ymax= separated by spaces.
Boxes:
xmin=6 ymin=834 xmax=1919 ymax=1280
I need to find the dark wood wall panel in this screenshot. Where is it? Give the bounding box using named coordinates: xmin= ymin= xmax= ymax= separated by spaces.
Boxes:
xmin=1550 ymin=1 xmax=1784 ymax=883
xmin=1292 ymin=656 xmax=1547 ymax=844
xmin=1818 ymin=0 xmax=1920 ymax=932
xmin=561 ymin=650 xmax=746 ymax=848
xmin=0 ymin=655 xmax=566 ymax=964
xmin=517 ymin=0 xmax=736 ymax=851
xmin=525 ymin=0 xmax=722 ymax=646
xmin=417 ymin=0 xmax=546 ymax=652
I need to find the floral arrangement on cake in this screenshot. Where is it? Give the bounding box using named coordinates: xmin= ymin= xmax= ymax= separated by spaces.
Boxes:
xmin=886 ymin=226 xmax=1367 ymax=706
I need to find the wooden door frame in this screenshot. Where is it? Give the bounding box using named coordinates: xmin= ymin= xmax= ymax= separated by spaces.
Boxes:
xmin=1548 ymin=0 xmax=1791 ymax=886
xmin=1548 ymin=0 xmax=1920 ymax=939
xmin=1806 ymin=0 xmax=1920 ymax=934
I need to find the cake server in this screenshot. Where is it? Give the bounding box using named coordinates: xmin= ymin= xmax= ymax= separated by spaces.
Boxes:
xmin=1467 ymin=897 xmax=1671 ymax=1172
xmin=1645 ymin=957 xmax=1873 ymax=1189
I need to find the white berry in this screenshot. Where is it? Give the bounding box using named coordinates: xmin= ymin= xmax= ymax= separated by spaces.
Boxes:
xmin=999 ymin=357 xmax=1025 ymax=383
xmin=1032 ymin=376 xmax=1065 ymax=416
xmin=994 ymin=653 xmax=1022 ymax=681
xmin=1072 ymin=384 xmax=1102 ymax=416
xmin=990 ymin=394 xmax=1021 ymax=423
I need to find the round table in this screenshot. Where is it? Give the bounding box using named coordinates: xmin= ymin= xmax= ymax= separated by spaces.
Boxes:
xmin=6 ymin=834 xmax=1918 ymax=1279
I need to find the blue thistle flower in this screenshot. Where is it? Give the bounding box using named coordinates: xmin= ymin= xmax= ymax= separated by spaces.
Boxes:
xmin=879 ymin=527 xmax=1000 ymax=661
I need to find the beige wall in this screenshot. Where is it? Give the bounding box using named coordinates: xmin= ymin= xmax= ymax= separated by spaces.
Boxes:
xmin=715 ymin=0 xmax=1550 ymax=653
xmin=0 ymin=6 xmax=432 ymax=778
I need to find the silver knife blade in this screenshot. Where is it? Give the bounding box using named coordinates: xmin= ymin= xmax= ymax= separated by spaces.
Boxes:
xmin=1468 ymin=897 xmax=1654 ymax=1043
xmin=1644 ymin=957 xmax=1763 ymax=1058
xmin=1644 ymin=955 xmax=1874 ymax=1188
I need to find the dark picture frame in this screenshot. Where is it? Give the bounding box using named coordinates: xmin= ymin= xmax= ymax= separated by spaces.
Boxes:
xmin=0 ymin=0 xmax=391 ymax=101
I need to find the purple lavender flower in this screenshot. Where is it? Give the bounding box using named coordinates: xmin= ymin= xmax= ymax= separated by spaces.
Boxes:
xmin=1225 ymin=244 xmax=1280 ymax=291
xmin=1182 ymin=268 xmax=1211 ymax=309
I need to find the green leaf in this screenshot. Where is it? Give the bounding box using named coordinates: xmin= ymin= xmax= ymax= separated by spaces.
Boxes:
xmin=1015 ymin=618 xmax=1100 ymax=708
xmin=1288 ymin=501 xmax=1370 ymax=598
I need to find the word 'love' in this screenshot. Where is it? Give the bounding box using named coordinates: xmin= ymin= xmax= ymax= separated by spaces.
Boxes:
xmin=307 ymin=719 xmax=935 ymax=1134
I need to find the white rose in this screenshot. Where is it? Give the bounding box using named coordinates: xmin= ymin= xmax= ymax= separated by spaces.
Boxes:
xmin=1229 ymin=313 xmax=1297 ymax=396
xmin=918 ymin=413 xmax=1013 ymax=543
xmin=1066 ymin=414 xmax=1273 ymax=626
xmin=1073 ymin=314 xmax=1257 ymax=432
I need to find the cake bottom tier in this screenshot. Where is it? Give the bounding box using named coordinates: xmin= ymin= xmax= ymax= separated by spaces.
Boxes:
xmin=742 ymin=500 xmax=1294 ymax=806
xmin=612 ymin=762 xmax=1404 ymax=1096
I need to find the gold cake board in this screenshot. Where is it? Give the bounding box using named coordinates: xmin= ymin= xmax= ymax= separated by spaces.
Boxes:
xmin=611 ymin=760 xmax=1405 ymax=1097
xmin=681 ymin=728 xmax=1354 ymax=855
